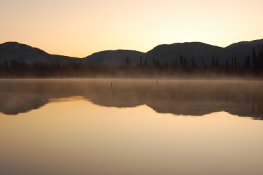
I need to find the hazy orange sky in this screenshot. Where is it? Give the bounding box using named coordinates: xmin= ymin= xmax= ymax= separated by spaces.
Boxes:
xmin=1 ymin=0 xmax=263 ymax=57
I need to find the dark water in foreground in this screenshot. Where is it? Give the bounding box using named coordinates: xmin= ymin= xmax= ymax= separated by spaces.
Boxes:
xmin=0 ymin=79 xmax=263 ymax=175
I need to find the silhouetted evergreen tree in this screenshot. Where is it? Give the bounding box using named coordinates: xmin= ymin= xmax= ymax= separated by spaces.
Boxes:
xmin=183 ymin=57 xmax=188 ymax=68
xmin=260 ymin=44 xmax=263 ymax=70
xmin=245 ymin=56 xmax=251 ymax=69
xmin=156 ymin=60 xmax=161 ymax=68
xmin=224 ymin=60 xmax=230 ymax=72
xmin=191 ymin=57 xmax=196 ymax=69
xmin=212 ymin=58 xmax=215 ymax=68
xmin=234 ymin=56 xmax=237 ymax=68
xmin=165 ymin=60 xmax=168 ymax=69
xmin=252 ymin=47 xmax=257 ymax=69
xmin=215 ymin=58 xmax=219 ymax=67
xmin=152 ymin=57 xmax=156 ymax=66
xmin=144 ymin=59 xmax=147 ymax=66
xmin=139 ymin=56 xmax=143 ymax=66
xmin=179 ymin=55 xmax=184 ymax=68
xmin=201 ymin=58 xmax=206 ymax=68
xmin=126 ymin=57 xmax=130 ymax=67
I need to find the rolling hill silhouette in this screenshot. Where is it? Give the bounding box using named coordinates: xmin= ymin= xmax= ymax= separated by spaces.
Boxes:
xmin=1 ymin=39 xmax=263 ymax=68
xmin=144 ymin=39 xmax=263 ymax=67
xmin=144 ymin=42 xmax=224 ymax=66
xmin=83 ymin=50 xmax=143 ymax=67
xmin=0 ymin=42 xmax=77 ymax=65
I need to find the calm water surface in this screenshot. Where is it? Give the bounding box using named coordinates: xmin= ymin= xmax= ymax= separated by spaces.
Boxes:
xmin=0 ymin=79 xmax=263 ymax=175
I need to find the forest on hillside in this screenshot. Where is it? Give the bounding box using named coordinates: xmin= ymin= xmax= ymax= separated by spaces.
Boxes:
xmin=0 ymin=45 xmax=263 ymax=78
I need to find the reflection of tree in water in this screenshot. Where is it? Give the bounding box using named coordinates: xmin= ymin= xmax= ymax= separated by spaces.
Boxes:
xmin=0 ymin=79 xmax=263 ymax=119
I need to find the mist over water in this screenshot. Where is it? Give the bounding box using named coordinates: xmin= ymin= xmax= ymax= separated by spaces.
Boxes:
xmin=1 ymin=79 xmax=263 ymax=175
xmin=0 ymin=79 xmax=262 ymax=118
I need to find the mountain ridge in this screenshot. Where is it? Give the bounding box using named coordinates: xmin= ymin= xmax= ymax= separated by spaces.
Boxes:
xmin=1 ymin=38 xmax=263 ymax=67
xmin=83 ymin=49 xmax=143 ymax=67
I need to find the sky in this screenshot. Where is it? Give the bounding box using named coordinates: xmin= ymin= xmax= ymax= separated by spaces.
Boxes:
xmin=0 ymin=0 xmax=263 ymax=57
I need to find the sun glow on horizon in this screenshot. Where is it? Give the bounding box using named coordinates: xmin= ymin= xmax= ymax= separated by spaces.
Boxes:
xmin=1 ymin=0 xmax=263 ymax=57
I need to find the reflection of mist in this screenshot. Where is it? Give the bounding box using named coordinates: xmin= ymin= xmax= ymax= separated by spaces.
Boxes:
xmin=0 ymin=79 xmax=263 ymax=119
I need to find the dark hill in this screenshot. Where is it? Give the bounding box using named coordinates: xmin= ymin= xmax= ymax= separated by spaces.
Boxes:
xmin=0 ymin=42 xmax=77 ymax=65
xmin=83 ymin=50 xmax=143 ymax=67
xmin=144 ymin=42 xmax=225 ymax=67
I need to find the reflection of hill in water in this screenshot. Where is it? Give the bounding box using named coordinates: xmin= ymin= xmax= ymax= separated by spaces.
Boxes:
xmin=0 ymin=79 xmax=263 ymax=119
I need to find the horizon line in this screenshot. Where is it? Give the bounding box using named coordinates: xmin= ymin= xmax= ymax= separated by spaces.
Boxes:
xmin=1 ymin=38 xmax=263 ymax=59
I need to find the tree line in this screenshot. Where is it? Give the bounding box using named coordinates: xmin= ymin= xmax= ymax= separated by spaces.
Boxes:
xmin=1 ymin=44 xmax=263 ymax=77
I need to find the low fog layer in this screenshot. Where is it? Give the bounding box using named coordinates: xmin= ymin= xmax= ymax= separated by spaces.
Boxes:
xmin=0 ymin=79 xmax=262 ymax=119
